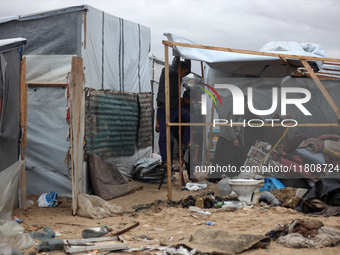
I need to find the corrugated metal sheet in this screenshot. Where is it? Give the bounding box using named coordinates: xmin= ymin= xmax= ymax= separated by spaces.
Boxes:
xmin=85 ymin=90 xmax=139 ymax=158
xmin=137 ymin=92 xmax=153 ymax=148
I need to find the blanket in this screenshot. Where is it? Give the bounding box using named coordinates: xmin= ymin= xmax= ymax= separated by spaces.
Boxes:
xmin=176 ymin=228 xmax=270 ymax=254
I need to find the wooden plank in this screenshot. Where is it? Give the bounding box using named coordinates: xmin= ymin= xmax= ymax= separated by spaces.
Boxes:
xmin=64 ymin=243 xmax=128 ymax=254
xmin=163 ymin=41 xmax=340 ymax=63
xmin=65 ymin=236 xmax=119 ymax=244
xmin=324 ymin=61 xmax=340 ymax=66
xmin=69 ymin=57 xmax=85 ymax=215
xmin=27 ymin=82 xmax=67 ymax=87
xmin=20 ymin=57 xmax=27 ymax=160
xmin=301 ymin=59 xmax=340 ymax=120
xmin=164 ymin=45 xmax=172 ymax=201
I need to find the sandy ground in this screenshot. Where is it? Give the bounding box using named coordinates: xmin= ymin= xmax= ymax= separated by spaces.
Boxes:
xmin=12 ymin=172 xmax=340 ymax=255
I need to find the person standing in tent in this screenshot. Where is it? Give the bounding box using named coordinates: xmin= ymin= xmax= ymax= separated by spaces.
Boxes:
xmin=156 ymin=55 xmax=191 ymax=169
xmin=207 ymin=97 xmax=250 ymax=182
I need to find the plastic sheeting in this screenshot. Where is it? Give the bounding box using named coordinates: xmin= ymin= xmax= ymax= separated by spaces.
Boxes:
xmin=165 ymin=33 xmax=325 ymax=77
xmin=25 ymin=86 xmax=72 ymax=197
xmin=0 ymin=6 xmax=152 ymax=196
xmin=0 ymin=160 xmax=23 ymax=219
xmin=0 ymin=47 xmax=22 ymax=172
xmin=84 ymin=5 xmax=151 ymax=92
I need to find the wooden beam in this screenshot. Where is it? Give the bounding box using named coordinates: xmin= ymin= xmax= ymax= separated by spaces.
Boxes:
xmin=27 ymin=82 xmax=67 ymax=87
xmin=69 ymin=57 xmax=85 ymax=215
xmin=301 ymin=59 xmax=340 ymax=120
xmin=163 ymin=41 xmax=340 ymax=63
xmin=164 ymin=45 xmax=172 ymax=201
xmin=324 ymin=61 xmax=340 ymax=66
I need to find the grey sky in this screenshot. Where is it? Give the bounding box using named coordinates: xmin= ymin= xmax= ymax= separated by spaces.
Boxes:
xmin=1 ymin=0 xmax=339 ymax=65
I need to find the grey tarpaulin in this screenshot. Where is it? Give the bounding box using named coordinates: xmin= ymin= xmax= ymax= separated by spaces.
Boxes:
xmin=0 ymin=38 xmax=26 ymax=172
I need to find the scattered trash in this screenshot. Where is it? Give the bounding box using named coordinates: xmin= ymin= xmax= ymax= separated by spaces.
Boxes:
xmin=37 ymin=192 xmax=58 ymax=208
xmin=55 ymin=231 xmax=62 ymax=237
xmin=184 ymin=181 xmax=208 ymax=191
xmin=35 ymin=239 xmax=64 ymax=252
xmin=205 ymin=221 xmax=215 ymax=226
xmin=13 ymin=216 xmax=22 ymax=223
xmin=29 ymin=226 xmax=56 ymax=241
xmin=64 ymin=236 xmax=128 ymax=254
xmin=82 ymin=226 xmax=109 ymax=238
xmin=222 ymin=201 xmax=245 ymax=211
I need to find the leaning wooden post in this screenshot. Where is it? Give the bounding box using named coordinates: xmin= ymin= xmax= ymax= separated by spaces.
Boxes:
xmin=301 ymin=59 xmax=340 ymax=120
xmin=164 ymin=45 xmax=172 ymax=201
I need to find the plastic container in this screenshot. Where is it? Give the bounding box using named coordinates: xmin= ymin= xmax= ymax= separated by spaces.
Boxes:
xmin=218 ymin=175 xmax=232 ymax=197
xmin=222 ymin=201 xmax=244 ymax=211
xmin=195 ymin=198 xmax=204 ymax=208
xmin=43 ymin=226 xmax=55 ymax=238
xmin=35 ymin=239 xmax=64 ymax=252
xmin=28 ymin=231 xmax=51 ymax=241
xmin=82 ymin=227 xmax=108 ymax=238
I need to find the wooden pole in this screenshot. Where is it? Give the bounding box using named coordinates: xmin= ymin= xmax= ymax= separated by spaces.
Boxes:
xmin=164 ymin=45 xmax=172 ymax=201
xmin=201 ymin=62 xmax=207 ymax=166
xmin=178 ymin=60 xmax=184 ymax=187
xmin=70 ymin=57 xmax=85 ymax=215
xmin=20 ymin=57 xmax=27 ymax=160
xmin=19 ymin=57 xmax=27 ymax=209
xmin=301 ymin=59 xmax=340 ymax=120
xmin=207 ymin=96 xmax=215 ymax=166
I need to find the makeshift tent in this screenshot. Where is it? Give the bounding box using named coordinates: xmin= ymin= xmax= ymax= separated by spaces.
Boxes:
xmin=0 ymin=38 xmax=27 ymax=216
xmin=161 ymin=34 xmax=340 ymax=200
xmin=0 ymin=5 xmax=152 ymax=212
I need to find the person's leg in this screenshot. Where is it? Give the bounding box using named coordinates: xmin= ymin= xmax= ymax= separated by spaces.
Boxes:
xmin=180 ymin=107 xmax=192 ymax=146
xmin=157 ymin=108 xmax=167 ymax=163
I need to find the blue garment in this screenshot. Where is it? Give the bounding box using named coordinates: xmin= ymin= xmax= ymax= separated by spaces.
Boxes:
xmin=157 ymin=105 xmax=191 ymax=163
xmin=260 ymin=177 xmax=285 ymax=191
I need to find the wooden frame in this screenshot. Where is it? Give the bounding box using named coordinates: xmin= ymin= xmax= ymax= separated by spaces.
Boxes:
xmin=162 ymin=40 xmax=340 ymax=201
xmin=69 ymin=57 xmax=85 ymax=215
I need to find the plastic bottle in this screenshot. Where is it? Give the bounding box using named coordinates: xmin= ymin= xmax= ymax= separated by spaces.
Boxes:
xmin=35 ymin=239 xmax=64 ymax=252
xmin=205 ymin=221 xmax=215 ymax=226
xmin=82 ymin=226 xmax=108 ymax=238
xmin=218 ymin=175 xmax=232 ymax=197
xmin=43 ymin=226 xmax=55 ymax=238
xmin=29 ymin=231 xmax=50 ymax=240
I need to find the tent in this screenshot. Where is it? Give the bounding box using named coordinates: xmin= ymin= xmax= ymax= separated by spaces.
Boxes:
xmin=0 ymin=5 xmax=153 ymax=212
xmin=0 ymin=38 xmax=27 ymax=217
xmin=161 ymin=34 xmax=340 ymax=199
